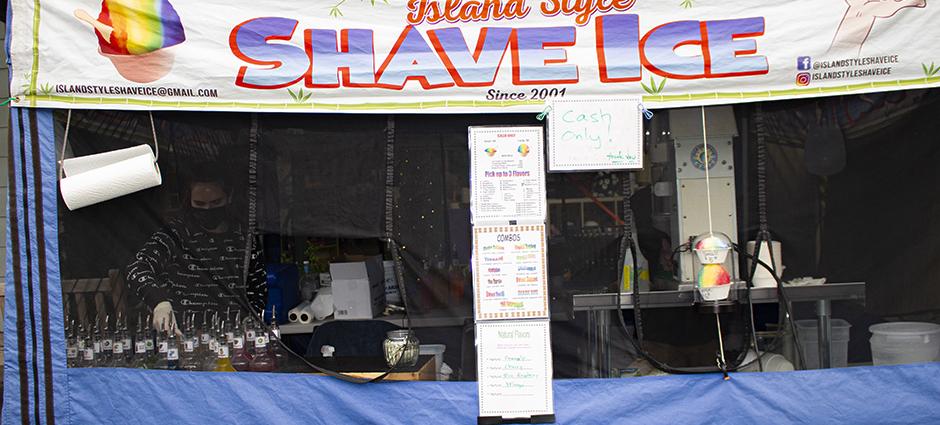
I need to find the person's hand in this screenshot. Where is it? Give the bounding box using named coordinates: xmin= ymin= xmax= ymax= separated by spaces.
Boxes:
xmin=846 ymin=0 xmax=926 ymax=18
xmin=152 ymin=301 xmax=182 ymax=336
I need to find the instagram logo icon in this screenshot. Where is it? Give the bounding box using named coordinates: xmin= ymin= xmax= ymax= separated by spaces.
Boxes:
xmin=796 ymin=72 xmax=811 ymax=86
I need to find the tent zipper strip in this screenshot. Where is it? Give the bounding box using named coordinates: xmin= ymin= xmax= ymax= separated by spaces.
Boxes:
xmin=11 ymin=108 xmax=30 ymax=425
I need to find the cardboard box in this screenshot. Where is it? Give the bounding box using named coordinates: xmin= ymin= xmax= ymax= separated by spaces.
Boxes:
xmin=330 ymin=255 xmax=386 ymax=320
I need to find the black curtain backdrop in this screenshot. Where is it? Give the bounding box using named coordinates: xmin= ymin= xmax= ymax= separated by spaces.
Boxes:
xmin=55 ymin=89 xmax=940 ymax=374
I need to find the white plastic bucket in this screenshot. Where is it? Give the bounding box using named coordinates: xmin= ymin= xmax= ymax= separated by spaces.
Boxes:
xmin=869 ymin=322 xmax=940 ymax=366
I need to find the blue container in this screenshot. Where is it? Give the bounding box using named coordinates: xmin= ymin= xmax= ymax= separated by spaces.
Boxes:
xmin=265 ymin=263 xmax=300 ymax=324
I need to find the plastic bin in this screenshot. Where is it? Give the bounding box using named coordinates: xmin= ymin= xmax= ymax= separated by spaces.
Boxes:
xmin=869 ymin=322 xmax=940 ymax=366
xmin=795 ymin=319 xmax=851 ymax=369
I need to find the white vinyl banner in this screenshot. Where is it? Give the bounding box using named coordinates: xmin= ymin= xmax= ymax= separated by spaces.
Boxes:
xmin=8 ymin=0 xmax=940 ymax=113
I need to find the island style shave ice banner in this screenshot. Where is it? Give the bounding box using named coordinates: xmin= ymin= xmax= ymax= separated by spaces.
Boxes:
xmin=8 ymin=0 xmax=940 ymax=113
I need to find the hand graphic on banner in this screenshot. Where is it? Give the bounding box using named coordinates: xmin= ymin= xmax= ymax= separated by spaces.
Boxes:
xmin=831 ymin=0 xmax=927 ymax=55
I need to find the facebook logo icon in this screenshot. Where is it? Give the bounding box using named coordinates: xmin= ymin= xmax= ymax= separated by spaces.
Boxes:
xmin=797 ymin=56 xmax=812 ymax=70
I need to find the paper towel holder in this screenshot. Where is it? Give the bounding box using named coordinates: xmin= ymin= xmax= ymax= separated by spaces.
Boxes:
xmin=58 ymin=109 xmax=162 ymax=209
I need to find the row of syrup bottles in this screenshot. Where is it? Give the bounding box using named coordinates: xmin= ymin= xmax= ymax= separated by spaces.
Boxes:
xmin=66 ymin=309 xmax=286 ymax=372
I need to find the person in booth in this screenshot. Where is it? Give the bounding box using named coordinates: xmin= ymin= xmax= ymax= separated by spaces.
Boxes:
xmin=125 ymin=164 xmax=267 ymax=333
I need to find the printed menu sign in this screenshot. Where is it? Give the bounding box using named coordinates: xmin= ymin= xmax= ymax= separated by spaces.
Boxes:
xmin=469 ymin=126 xmax=546 ymax=224
xmin=477 ymin=320 xmax=554 ymax=419
xmin=473 ymin=225 xmax=548 ymax=320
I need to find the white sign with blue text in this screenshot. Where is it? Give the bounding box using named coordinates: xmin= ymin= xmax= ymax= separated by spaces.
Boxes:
xmin=547 ymin=98 xmax=643 ymax=171
xmin=477 ymin=320 xmax=554 ymax=419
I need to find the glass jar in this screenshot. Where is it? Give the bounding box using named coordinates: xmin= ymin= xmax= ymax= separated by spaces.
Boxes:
xmin=383 ymin=330 xmax=419 ymax=368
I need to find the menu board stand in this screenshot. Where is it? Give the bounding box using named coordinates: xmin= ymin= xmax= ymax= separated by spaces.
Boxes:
xmin=469 ymin=126 xmax=555 ymax=424
xmin=478 ymin=414 xmax=557 ymax=425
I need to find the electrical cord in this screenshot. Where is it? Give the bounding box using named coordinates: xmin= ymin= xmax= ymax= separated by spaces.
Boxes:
xmin=669 ymin=242 xmax=692 ymax=268
xmin=734 ymin=246 xmax=805 ymax=370
xmin=743 ymin=236 xmax=767 ymax=371
xmin=740 ymin=248 xmax=763 ymax=372
xmin=740 ymin=104 xmax=785 ymax=372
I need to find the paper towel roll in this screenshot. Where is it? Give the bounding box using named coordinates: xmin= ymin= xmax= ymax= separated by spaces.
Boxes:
xmin=62 ymin=144 xmax=154 ymax=177
xmin=746 ymin=240 xmax=783 ymax=288
xmin=60 ymin=149 xmax=161 ymax=210
xmin=288 ymin=301 xmax=312 ymax=323
xmin=297 ymin=303 xmax=317 ymax=324
xmin=311 ymin=287 xmax=333 ymax=321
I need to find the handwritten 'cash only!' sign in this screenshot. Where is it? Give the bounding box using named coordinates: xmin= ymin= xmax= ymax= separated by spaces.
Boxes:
xmin=547 ymin=97 xmax=643 ymax=171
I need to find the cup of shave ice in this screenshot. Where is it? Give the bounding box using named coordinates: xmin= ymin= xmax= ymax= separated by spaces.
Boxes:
xmin=693 ymin=232 xmax=732 ymax=265
xmin=76 ymin=0 xmax=186 ymax=83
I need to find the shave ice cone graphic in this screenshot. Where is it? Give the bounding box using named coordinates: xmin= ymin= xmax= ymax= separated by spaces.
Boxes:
xmin=74 ymin=0 xmax=186 ymax=83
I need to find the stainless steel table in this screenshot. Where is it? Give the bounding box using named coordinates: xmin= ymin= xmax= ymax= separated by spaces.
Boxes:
xmin=278 ymin=312 xmax=465 ymax=335
xmin=279 ymin=310 xmax=569 ymax=335
xmin=571 ymin=282 xmax=866 ymax=377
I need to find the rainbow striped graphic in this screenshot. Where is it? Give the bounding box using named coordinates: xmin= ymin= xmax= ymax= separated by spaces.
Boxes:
xmin=97 ymin=0 xmax=185 ymax=55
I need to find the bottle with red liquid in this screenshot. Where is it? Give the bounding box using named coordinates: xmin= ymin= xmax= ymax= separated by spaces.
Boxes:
xmin=230 ymin=312 xmax=251 ymax=371
xmin=249 ymin=332 xmax=276 ymax=372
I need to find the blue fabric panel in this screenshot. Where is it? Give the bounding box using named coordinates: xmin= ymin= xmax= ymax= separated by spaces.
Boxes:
xmin=3 ymin=107 xmax=22 ymax=423
xmin=3 ymin=108 xmax=29 ymax=423
xmin=22 ymin=107 xmax=48 ymax=424
xmin=37 ymin=109 xmax=68 ymax=425
xmin=2 ymin=108 xmax=63 ymax=425
xmin=66 ymin=363 xmax=940 ymax=424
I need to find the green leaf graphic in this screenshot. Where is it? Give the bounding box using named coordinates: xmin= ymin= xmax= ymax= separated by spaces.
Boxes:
xmin=642 ymin=76 xmax=667 ymax=95
xmin=21 ymin=72 xmax=33 ymax=96
xmin=924 ymin=62 xmax=940 ymax=77
xmin=329 ymin=0 xmax=388 ymax=18
xmin=287 ymin=88 xmax=313 ymax=104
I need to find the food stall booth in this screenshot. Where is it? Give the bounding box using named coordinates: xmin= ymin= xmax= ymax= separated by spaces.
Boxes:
xmin=3 ymin=0 xmax=940 ymax=423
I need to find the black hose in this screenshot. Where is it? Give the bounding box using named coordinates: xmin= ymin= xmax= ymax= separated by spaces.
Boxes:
xmin=735 ymin=246 xmax=805 ymax=369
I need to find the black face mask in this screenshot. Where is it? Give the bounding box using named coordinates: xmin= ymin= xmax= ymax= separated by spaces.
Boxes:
xmin=189 ymin=206 xmax=228 ymax=230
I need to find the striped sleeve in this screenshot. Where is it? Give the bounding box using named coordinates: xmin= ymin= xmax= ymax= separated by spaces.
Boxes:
xmin=245 ymin=235 xmax=268 ymax=314
xmin=125 ymin=224 xmax=181 ymax=309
